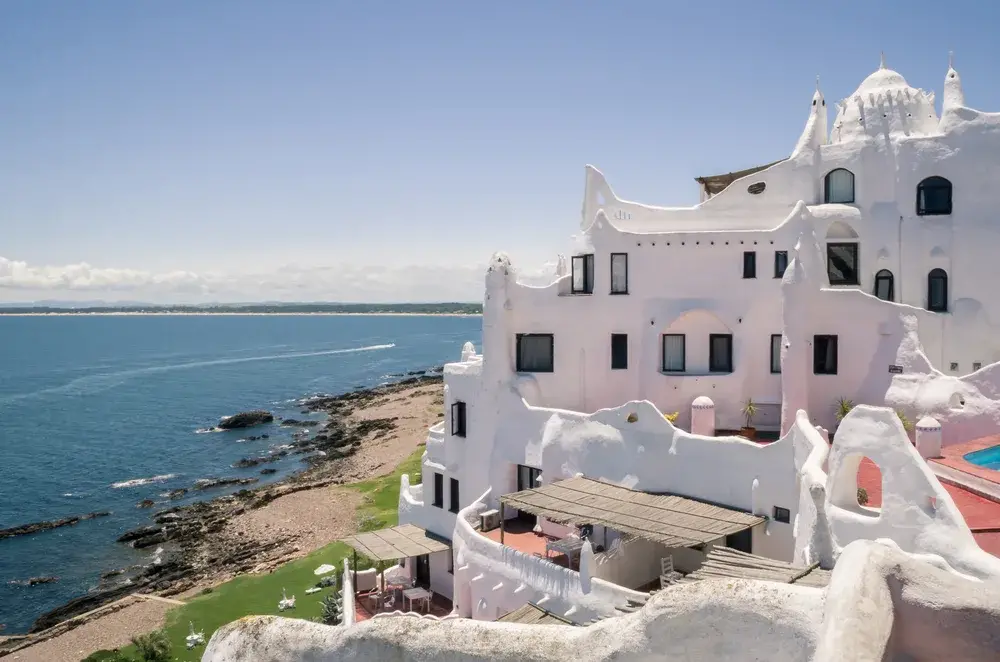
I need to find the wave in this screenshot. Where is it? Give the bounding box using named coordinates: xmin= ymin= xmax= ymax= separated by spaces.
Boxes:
xmin=0 ymin=343 xmax=396 ymax=404
xmin=111 ymin=473 xmax=177 ymax=489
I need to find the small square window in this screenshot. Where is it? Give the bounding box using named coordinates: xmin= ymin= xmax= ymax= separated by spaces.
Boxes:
xmin=827 ymin=243 xmax=859 ymax=286
xmin=516 ymin=334 xmax=554 ymax=372
xmin=814 ymin=335 xmax=838 ymax=375
xmin=662 ymin=334 xmax=685 ymax=372
xmin=770 ymin=334 xmax=782 ymax=374
xmin=709 ymin=334 xmax=733 ymax=373
xmin=774 ymin=251 xmax=788 ymax=278
xmin=610 ymin=253 xmax=628 ymax=294
xmin=743 ymin=251 xmax=757 ymax=279
xmin=973 ymin=362 xmax=983 ymax=371
xmin=611 ymin=333 xmax=628 ymax=370
xmin=451 ymin=401 xmax=466 ymax=437
xmin=571 ymin=254 xmax=594 ymax=294
xmin=950 ymin=362 xmax=959 ymax=372
xmin=773 ymin=506 xmax=791 ymax=523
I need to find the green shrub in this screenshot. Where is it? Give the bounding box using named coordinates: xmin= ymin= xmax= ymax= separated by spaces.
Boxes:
xmin=81 ymin=650 xmax=132 ymax=662
xmin=131 ymin=630 xmax=171 ymax=662
xmin=835 ymin=398 xmax=855 ymax=422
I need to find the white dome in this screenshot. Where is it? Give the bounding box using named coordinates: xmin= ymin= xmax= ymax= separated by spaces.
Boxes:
xmin=853 ymin=68 xmax=910 ymax=96
xmin=831 ymin=62 xmax=939 ymax=143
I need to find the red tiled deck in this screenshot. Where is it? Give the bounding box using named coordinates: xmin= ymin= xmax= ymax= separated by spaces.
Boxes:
xmin=930 ymin=435 xmax=1000 ymax=485
xmin=856 ymin=458 xmax=1000 ymax=557
xmin=354 ymin=591 xmax=453 ymax=622
xmin=483 ymin=519 xmax=572 ymax=568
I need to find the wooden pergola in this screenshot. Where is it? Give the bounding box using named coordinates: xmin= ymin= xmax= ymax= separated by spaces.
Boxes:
xmin=342 ymin=523 xmax=451 ymax=590
xmin=680 ymin=546 xmax=832 ymax=588
xmin=498 ymin=476 xmax=764 ymax=549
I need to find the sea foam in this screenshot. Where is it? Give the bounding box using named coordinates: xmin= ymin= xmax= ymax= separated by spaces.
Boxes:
xmin=111 ymin=474 xmax=177 ymax=489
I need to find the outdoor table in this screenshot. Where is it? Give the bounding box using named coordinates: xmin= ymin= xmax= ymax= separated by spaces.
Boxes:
xmin=545 ymin=537 xmax=586 ymax=568
xmin=403 ymin=586 xmax=432 ymax=612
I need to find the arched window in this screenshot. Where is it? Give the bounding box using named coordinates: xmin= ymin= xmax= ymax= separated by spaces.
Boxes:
xmin=927 ymin=268 xmax=948 ymax=312
xmin=873 ymin=269 xmax=894 ymax=301
xmin=824 ymin=169 xmax=855 ymax=204
xmin=917 ymin=177 xmax=952 ymax=215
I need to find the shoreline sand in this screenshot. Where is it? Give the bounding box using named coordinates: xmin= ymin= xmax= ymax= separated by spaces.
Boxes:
xmin=3 ymin=376 xmax=445 ymax=661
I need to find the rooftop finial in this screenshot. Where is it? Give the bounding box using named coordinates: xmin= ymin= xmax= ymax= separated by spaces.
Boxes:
xmin=880 ymin=51 xmax=886 ymax=70
xmin=816 ymin=75 xmax=821 ymax=91
xmin=949 ymin=50 xmax=954 ymax=69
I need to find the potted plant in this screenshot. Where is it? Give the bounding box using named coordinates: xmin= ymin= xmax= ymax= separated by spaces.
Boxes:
xmin=834 ymin=397 xmax=854 ymax=424
xmin=740 ymin=399 xmax=758 ymax=440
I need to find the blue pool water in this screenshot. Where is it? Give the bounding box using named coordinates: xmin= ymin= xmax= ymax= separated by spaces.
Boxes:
xmin=0 ymin=314 xmax=481 ymax=633
xmin=963 ymin=445 xmax=1000 ymax=471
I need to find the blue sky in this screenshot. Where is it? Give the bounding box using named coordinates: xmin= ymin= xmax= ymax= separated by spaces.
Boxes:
xmin=2 ymin=1 xmax=999 ymax=302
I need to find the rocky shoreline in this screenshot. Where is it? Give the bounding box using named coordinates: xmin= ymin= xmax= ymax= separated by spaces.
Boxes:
xmin=22 ymin=370 xmax=444 ymax=635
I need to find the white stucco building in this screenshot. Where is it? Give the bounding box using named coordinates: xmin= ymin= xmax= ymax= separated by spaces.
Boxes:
xmin=381 ymin=55 xmax=1000 ymax=626
xmin=205 ymin=55 xmax=1000 ymax=661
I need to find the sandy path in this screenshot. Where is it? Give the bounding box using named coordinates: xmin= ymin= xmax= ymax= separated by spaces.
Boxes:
xmin=10 ymin=380 xmax=444 ymax=660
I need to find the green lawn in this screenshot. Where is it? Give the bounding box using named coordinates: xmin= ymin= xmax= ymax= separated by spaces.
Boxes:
xmin=104 ymin=447 xmax=424 ymax=662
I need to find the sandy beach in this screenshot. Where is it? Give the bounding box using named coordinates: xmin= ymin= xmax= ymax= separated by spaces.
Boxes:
xmin=4 ymin=378 xmax=444 ymax=661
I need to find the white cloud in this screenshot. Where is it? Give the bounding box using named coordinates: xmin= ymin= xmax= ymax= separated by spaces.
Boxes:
xmin=0 ymin=256 xmax=515 ymax=303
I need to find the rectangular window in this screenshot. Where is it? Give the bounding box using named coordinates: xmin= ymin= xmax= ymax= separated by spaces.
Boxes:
xmin=662 ymin=334 xmax=686 ymax=372
xmin=516 ymin=334 xmax=554 ymax=372
xmin=611 ymin=333 xmax=628 ymax=370
xmin=813 ymin=335 xmax=838 ymax=375
xmin=571 ymin=254 xmax=594 ymax=294
xmin=774 ymin=251 xmax=788 ymax=279
xmin=773 ymin=506 xmax=791 ymax=524
xmin=770 ymin=334 xmax=782 ymax=374
xmin=826 ymin=243 xmax=859 ymax=286
xmin=610 ymin=253 xmax=628 ymax=294
xmin=432 ymin=473 xmax=444 ymax=508
xmin=743 ymin=251 xmax=757 ymax=279
xmin=449 ymin=477 xmax=460 ymax=513
xmin=451 ymin=401 xmax=466 ymax=437
xmin=709 ymin=334 xmax=733 ymax=373
xmin=517 ymin=465 xmax=542 ymax=491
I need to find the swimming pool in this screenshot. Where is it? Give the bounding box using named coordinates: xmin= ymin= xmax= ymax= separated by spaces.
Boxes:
xmin=963 ymin=445 xmax=1000 ymax=471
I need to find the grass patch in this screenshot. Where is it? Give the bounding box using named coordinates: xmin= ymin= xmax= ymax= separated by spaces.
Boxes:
xmin=106 ymin=447 xmax=425 ymax=662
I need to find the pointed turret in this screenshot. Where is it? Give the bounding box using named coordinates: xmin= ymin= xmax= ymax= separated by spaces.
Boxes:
xmin=942 ymin=51 xmax=966 ymax=111
xmin=792 ymin=76 xmax=828 ymax=154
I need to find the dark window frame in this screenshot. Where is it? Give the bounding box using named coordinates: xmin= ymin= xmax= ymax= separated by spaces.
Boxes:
xmin=826 ymin=242 xmax=860 ymax=286
xmin=916 ymin=176 xmax=953 ymax=216
xmin=927 ymin=268 xmax=948 ymax=312
xmin=774 ymin=251 xmax=788 ymax=279
xmin=515 ymin=333 xmax=554 ymax=373
xmin=824 ymin=168 xmax=856 ymax=204
xmin=432 ymin=472 xmax=444 ymax=508
xmin=610 ymin=333 xmax=628 ymax=370
xmin=451 ymin=401 xmax=466 ymax=437
xmin=449 ymin=477 xmax=460 ymax=514
xmin=610 ymin=252 xmax=628 ymax=294
xmin=813 ymin=335 xmax=838 ymax=375
xmin=709 ymin=334 xmax=734 ymax=373
xmin=571 ymin=253 xmax=594 ymax=294
xmin=773 ymin=506 xmax=791 ymax=524
xmin=661 ymin=334 xmax=686 ymax=373
xmin=742 ymin=251 xmax=757 ymax=279
xmin=447 ymin=551 xmax=454 ymax=575
xmin=873 ymin=269 xmax=894 ymax=301
xmin=770 ymin=334 xmax=782 ymax=374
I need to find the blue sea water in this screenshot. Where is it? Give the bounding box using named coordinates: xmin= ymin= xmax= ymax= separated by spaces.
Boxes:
xmin=0 ymin=314 xmax=481 ymax=634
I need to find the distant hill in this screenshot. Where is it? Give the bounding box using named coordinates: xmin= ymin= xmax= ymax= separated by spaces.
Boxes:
xmin=0 ymin=302 xmax=483 ymax=315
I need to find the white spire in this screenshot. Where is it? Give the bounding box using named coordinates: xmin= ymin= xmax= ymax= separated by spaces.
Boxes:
xmin=942 ymin=50 xmax=965 ymax=112
xmin=880 ymin=51 xmax=886 ymax=70
xmin=949 ymin=50 xmax=954 ymax=69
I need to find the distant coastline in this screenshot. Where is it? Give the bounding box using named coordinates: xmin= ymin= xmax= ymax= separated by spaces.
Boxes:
xmin=0 ymin=302 xmax=483 ymax=316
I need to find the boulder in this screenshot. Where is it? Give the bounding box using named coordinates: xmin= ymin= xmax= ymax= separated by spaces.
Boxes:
xmin=218 ymin=410 xmax=274 ymax=430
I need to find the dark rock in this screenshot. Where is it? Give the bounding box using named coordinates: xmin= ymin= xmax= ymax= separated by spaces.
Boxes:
xmin=101 ymin=568 xmax=125 ymax=579
xmin=165 ymin=488 xmax=188 ymax=500
xmin=261 ymin=434 xmax=269 ymax=439
xmin=280 ymin=419 xmax=319 ymax=428
xmin=137 ymin=499 xmax=156 ymax=509
xmin=260 ymin=468 xmax=277 ymax=475
xmin=217 ymin=410 xmax=274 ymax=430
xmin=193 ymin=477 xmax=258 ymax=490
xmin=0 ymin=511 xmax=111 ymax=541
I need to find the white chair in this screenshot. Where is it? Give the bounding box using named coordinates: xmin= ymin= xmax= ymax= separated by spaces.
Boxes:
xmin=659 ymin=556 xmax=676 ymax=589
xmin=278 ymin=588 xmax=296 ymax=611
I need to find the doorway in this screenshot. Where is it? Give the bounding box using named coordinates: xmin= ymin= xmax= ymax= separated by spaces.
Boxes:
xmin=725 ymin=529 xmax=752 ymax=553
xmin=515 ymin=465 xmax=542 ymax=525
xmin=415 ymin=554 xmax=430 ymax=587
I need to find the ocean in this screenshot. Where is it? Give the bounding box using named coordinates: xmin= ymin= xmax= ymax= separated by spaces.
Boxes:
xmin=0 ymin=314 xmax=481 ymax=634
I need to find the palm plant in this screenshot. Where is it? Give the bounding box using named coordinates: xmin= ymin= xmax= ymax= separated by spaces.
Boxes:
xmin=131 ymin=630 xmax=170 ymax=662
xmin=834 ymin=397 xmax=855 ymax=422
xmin=741 ymin=399 xmax=758 ymax=430
xmin=321 ymin=575 xmax=344 ymax=626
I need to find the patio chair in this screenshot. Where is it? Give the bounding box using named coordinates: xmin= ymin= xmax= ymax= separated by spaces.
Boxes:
xmin=383 ymin=593 xmax=396 ymax=611
xmin=659 ymin=556 xmax=677 ymax=590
